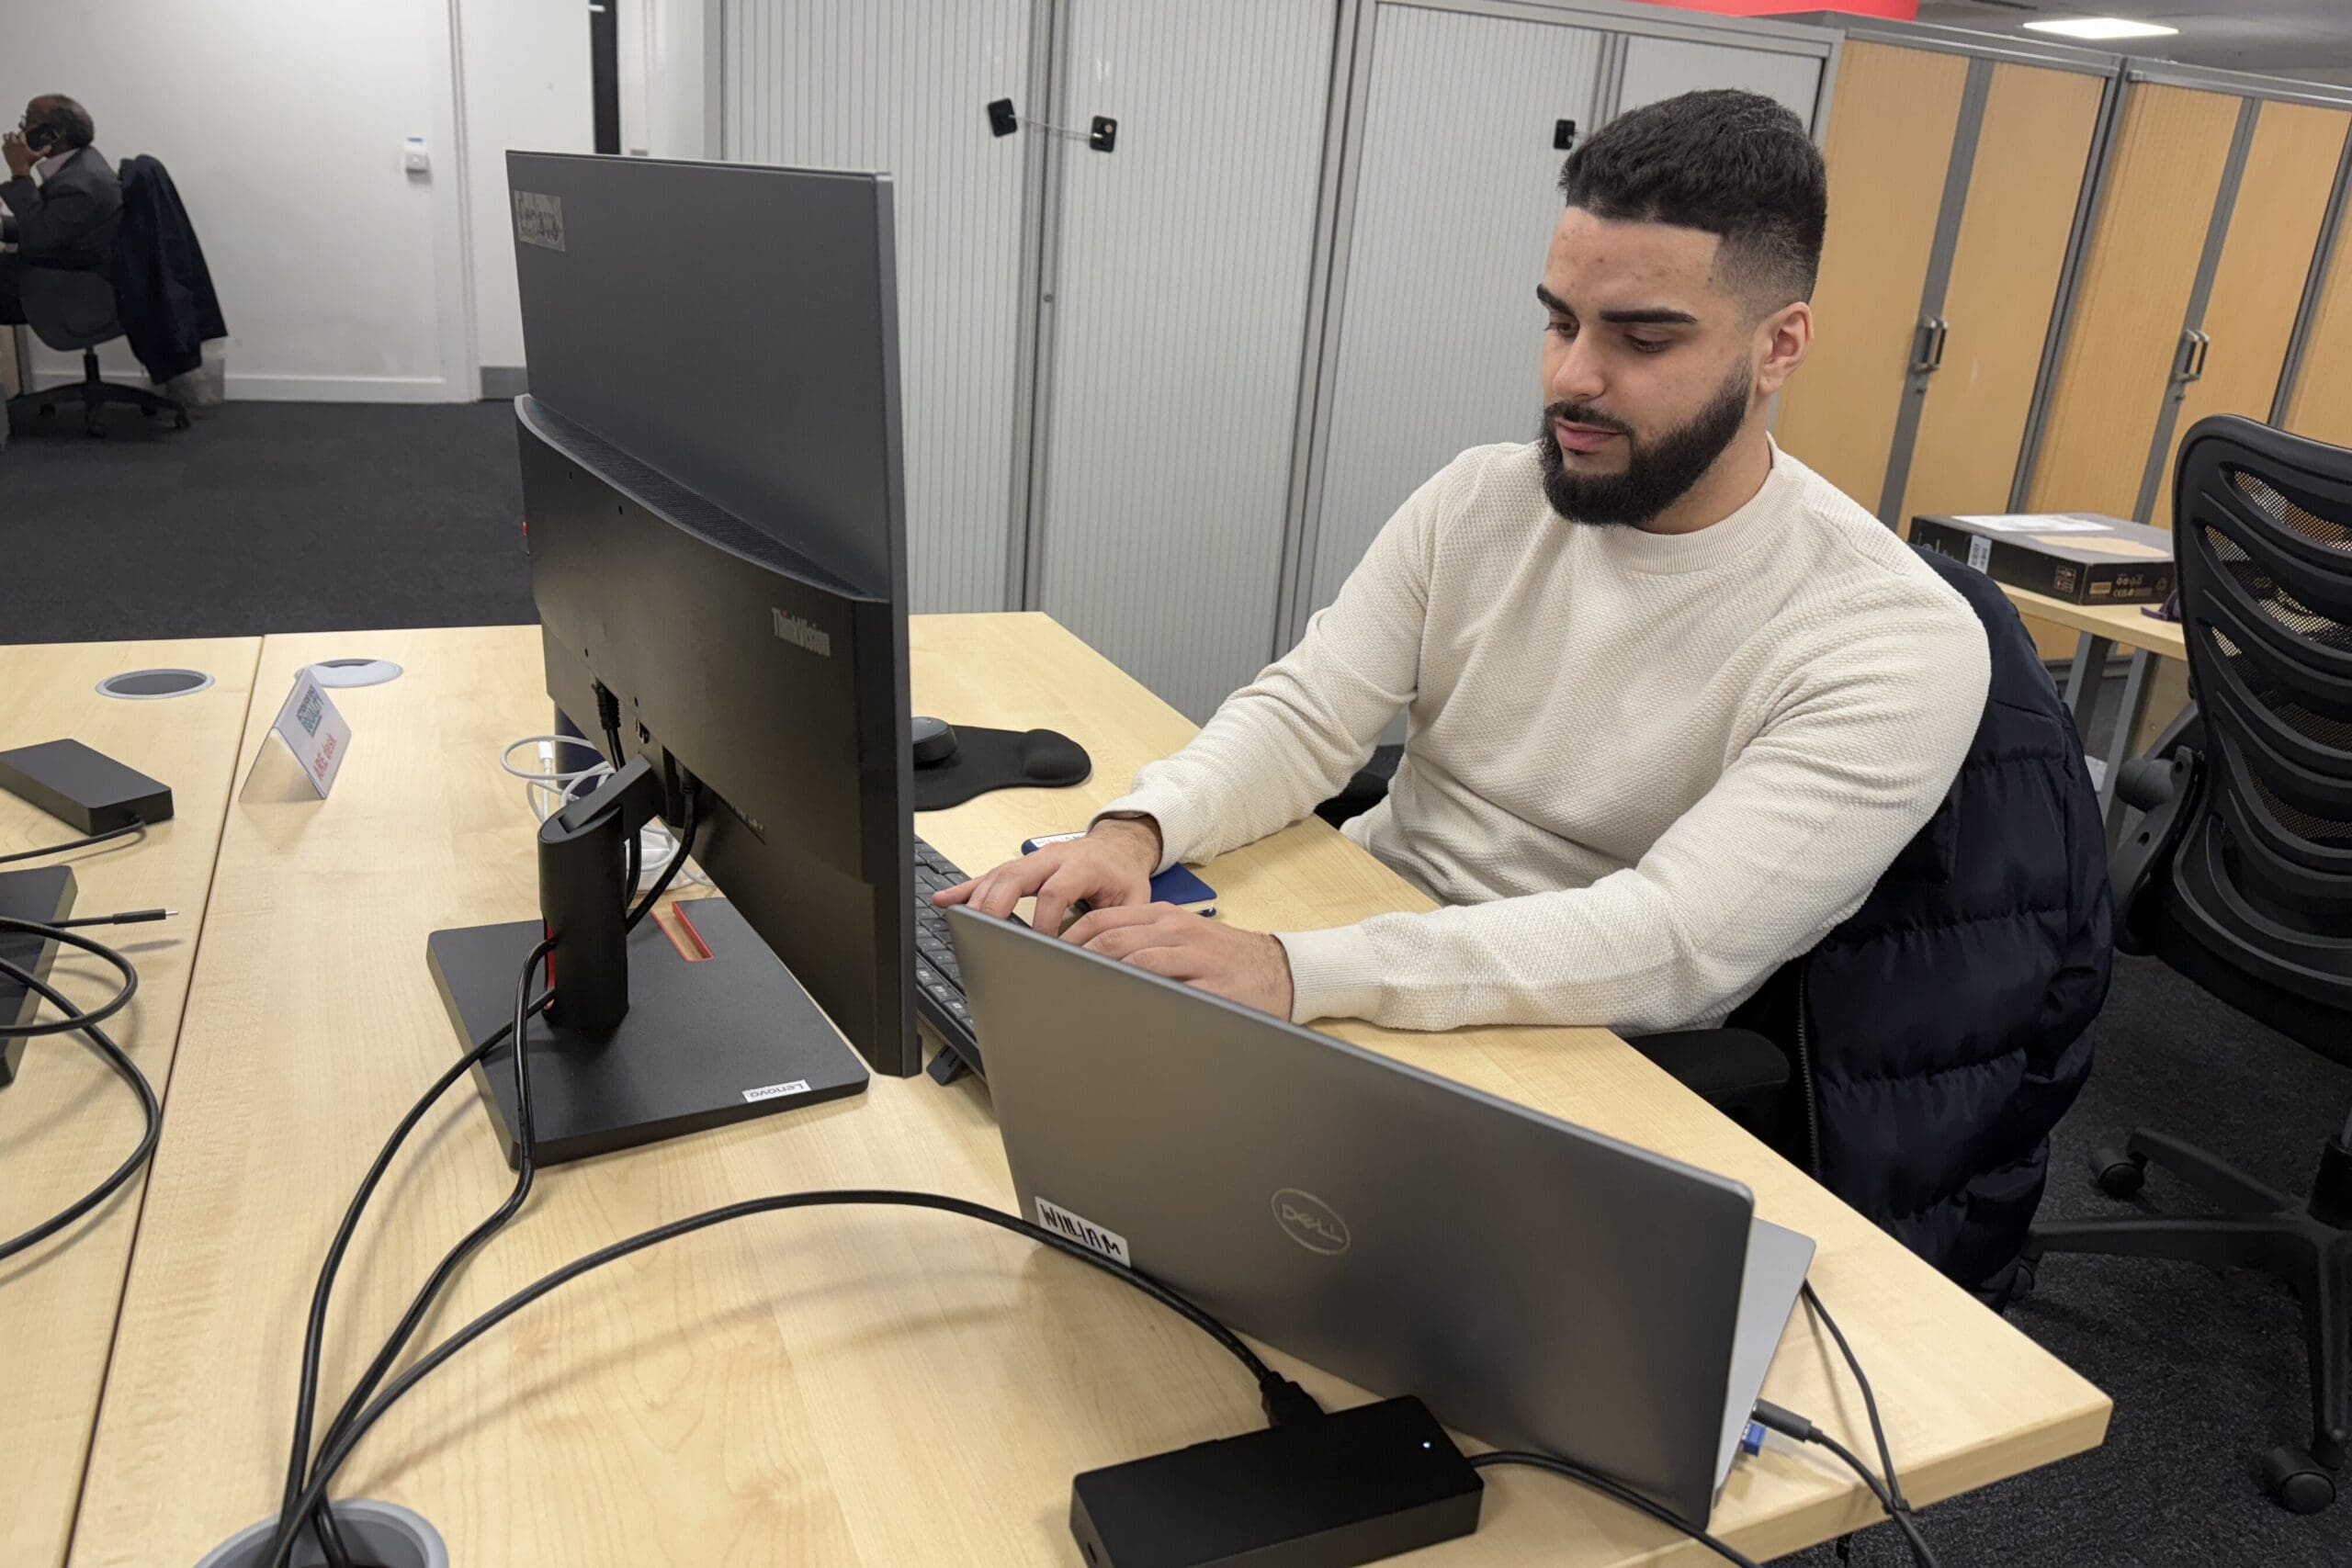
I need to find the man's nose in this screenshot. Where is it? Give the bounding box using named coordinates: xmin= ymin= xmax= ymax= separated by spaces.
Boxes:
xmin=1548 ymin=337 xmax=1606 ymax=406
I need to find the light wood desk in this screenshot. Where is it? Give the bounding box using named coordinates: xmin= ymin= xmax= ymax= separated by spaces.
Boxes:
xmin=72 ymin=619 xmax=2108 ymax=1566
xmin=1998 ymin=584 xmax=2190 ymax=829
xmin=0 ymin=637 xmax=261 ymax=1568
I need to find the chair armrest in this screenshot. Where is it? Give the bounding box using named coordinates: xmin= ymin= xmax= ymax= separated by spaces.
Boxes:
xmin=2115 ymin=756 xmax=2176 ymax=813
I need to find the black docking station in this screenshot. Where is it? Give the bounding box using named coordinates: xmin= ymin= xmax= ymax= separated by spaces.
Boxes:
xmin=1069 ymin=1395 xmax=1483 ymax=1568
xmin=0 ymin=739 xmax=174 ymax=836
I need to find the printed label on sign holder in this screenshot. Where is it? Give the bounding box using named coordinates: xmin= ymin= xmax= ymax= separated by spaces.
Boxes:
xmin=244 ymin=668 xmax=353 ymax=800
xmin=1035 ymin=1196 xmax=1132 ymax=1267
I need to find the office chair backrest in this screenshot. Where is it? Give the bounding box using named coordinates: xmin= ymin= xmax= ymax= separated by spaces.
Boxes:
xmin=2167 ymin=415 xmax=2352 ymax=1017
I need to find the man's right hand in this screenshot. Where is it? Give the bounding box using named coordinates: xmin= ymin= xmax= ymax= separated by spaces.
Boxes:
xmin=930 ymin=816 xmax=1162 ymax=935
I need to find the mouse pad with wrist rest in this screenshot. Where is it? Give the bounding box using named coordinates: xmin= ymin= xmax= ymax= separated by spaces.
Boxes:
xmin=910 ymin=726 xmax=1091 ymax=811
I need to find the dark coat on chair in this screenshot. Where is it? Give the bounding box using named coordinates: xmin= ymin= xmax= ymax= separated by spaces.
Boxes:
xmin=108 ymin=155 xmax=226 ymax=384
xmin=1732 ymin=547 xmax=2113 ymax=1303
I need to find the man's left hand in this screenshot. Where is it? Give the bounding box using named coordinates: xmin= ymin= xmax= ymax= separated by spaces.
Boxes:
xmin=2 ymin=132 xmax=36 ymax=178
xmin=1062 ymin=903 xmax=1295 ymax=1020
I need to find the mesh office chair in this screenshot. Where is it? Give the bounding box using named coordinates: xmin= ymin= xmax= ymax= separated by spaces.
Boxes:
xmin=2024 ymin=415 xmax=2352 ymax=1514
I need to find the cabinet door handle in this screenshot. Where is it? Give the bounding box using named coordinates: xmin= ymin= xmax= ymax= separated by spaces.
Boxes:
xmin=2174 ymin=327 xmax=2210 ymax=384
xmin=1909 ymin=317 xmax=1939 ymax=374
xmin=1929 ymin=316 xmax=1951 ymax=372
xmin=2190 ymin=330 xmax=2212 ymax=380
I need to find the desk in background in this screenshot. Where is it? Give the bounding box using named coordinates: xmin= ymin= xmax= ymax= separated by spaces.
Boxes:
xmin=0 ymin=637 xmax=260 ymax=1568
xmin=70 ymin=618 xmax=2108 ymax=1566
xmin=1998 ymin=584 xmax=2190 ymax=829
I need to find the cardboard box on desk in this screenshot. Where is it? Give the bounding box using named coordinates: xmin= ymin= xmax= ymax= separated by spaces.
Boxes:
xmin=1911 ymin=513 xmax=2176 ymax=605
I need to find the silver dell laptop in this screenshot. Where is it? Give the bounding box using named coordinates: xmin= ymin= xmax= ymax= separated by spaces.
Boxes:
xmin=947 ymin=907 xmax=1815 ymax=1529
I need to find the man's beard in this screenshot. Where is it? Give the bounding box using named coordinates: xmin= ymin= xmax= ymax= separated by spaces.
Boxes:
xmin=1536 ymin=363 xmax=1754 ymax=528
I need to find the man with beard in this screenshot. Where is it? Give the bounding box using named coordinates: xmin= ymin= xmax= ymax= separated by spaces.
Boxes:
xmin=937 ymin=88 xmax=1989 ymax=1037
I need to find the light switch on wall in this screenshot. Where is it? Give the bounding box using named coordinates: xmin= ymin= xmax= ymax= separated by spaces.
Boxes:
xmin=402 ymin=136 xmax=431 ymax=175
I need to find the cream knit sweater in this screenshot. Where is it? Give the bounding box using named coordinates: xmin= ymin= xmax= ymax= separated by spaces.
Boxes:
xmin=1097 ymin=439 xmax=1991 ymax=1035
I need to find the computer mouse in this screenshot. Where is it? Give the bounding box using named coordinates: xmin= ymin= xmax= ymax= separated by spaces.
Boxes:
xmin=911 ymin=716 xmax=960 ymax=767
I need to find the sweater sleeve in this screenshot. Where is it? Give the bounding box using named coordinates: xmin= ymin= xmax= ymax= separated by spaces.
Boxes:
xmin=1273 ymin=583 xmax=1992 ymax=1034
xmin=1091 ymin=457 xmax=1450 ymax=872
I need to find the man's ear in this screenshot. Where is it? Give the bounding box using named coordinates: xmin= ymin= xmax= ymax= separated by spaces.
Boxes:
xmin=1754 ymin=300 xmax=1812 ymax=398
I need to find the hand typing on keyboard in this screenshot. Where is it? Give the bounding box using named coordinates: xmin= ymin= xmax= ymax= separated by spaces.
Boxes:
xmin=930 ymin=817 xmax=1159 ymax=935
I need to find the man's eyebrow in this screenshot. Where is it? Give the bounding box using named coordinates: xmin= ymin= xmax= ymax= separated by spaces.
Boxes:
xmin=1535 ymin=285 xmax=1572 ymax=315
xmin=1597 ymin=307 xmax=1700 ymax=326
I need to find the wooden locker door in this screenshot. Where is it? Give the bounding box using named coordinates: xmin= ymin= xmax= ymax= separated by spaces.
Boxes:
xmin=2028 ymin=84 xmax=2242 ymax=517
xmin=1772 ymin=41 xmax=1969 ymax=509
xmin=2148 ymin=101 xmax=2352 ymax=528
xmin=1896 ymin=62 xmax=2104 ymax=532
xmin=2285 ymin=197 xmax=2352 ymax=448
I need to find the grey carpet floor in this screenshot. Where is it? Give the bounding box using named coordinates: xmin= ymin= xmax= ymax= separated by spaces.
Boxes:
xmin=1 ymin=400 xmax=531 ymax=643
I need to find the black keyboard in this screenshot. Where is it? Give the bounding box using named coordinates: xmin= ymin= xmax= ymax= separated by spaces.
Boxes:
xmin=911 ymin=835 xmax=991 ymax=1083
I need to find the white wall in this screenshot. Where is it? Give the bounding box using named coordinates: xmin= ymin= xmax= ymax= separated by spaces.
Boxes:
xmin=458 ymin=0 xmax=594 ymax=378
xmin=6 ymin=1 xmax=474 ymax=401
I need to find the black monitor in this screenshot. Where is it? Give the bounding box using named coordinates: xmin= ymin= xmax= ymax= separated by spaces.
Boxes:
xmin=426 ymin=152 xmax=922 ymax=1165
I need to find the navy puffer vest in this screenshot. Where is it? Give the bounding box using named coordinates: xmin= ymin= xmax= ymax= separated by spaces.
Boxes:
xmin=1734 ymin=547 xmax=2112 ymax=1302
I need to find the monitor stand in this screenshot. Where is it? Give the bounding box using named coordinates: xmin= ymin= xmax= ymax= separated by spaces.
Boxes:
xmin=1 ymin=866 xmax=78 ymax=1089
xmin=425 ymin=898 xmax=867 ymax=1168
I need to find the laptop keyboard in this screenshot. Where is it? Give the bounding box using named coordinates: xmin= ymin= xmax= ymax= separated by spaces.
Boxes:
xmin=911 ymin=835 xmax=989 ymax=1082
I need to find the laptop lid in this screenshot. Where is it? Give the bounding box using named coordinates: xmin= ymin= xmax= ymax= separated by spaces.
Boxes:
xmin=950 ymin=908 xmax=1765 ymax=1529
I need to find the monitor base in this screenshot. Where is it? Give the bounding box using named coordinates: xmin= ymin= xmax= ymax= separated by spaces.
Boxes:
xmin=426 ymin=898 xmax=867 ymax=1168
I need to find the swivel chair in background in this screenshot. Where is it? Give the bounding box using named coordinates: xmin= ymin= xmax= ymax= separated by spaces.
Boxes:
xmin=6 ymin=153 xmax=215 ymax=439
xmin=2025 ymin=414 xmax=2352 ymax=1514
xmin=6 ymin=263 xmax=187 ymax=436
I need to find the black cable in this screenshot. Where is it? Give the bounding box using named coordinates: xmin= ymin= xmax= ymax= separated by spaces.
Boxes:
xmin=0 ymin=914 xmax=138 ymax=1035
xmin=0 ymin=935 xmax=161 ymax=1264
xmin=46 ymin=907 xmax=175 ymax=929
xmin=1807 ymin=1430 xmax=1940 ymax=1568
xmin=0 ymin=819 xmax=144 ymax=865
xmin=289 ymin=940 xmax=555 ymax=1568
xmin=598 ymin=720 xmax=639 ymax=907
xmin=1802 ymin=1281 xmax=1905 ymax=1512
xmin=1466 ymin=1451 xmax=1763 ymax=1568
xmin=625 ymin=784 xmax=697 ymax=931
xmin=267 ymin=1190 xmax=1279 ymax=1568
xmin=272 ymin=953 xmax=550 ymax=1560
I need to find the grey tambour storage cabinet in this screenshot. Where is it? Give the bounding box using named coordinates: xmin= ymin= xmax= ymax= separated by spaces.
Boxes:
xmin=1295 ymin=2 xmax=1827 ymax=637
xmin=720 ymin=0 xmax=1034 ymax=614
xmin=1030 ymin=0 xmax=1340 ymax=722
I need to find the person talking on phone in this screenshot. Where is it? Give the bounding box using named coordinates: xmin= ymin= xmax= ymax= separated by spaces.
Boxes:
xmin=2 ymin=96 xmax=122 ymax=327
xmin=935 ymin=90 xmax=1993 ymax=1042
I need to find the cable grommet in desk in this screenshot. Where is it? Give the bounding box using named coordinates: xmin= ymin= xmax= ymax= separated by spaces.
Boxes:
xmin=197 ymin=1500 xmax=448 ymax=1568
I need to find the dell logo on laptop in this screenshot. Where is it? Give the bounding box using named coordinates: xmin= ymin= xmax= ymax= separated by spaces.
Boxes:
xmin=1272 ymin=1188 xmax=1351 ymax=1255
xmin=771 ymin=609 xmax=832 ymax=657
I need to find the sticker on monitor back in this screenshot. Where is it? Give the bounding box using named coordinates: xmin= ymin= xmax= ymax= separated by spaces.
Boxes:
xmin=514 ymin=191 xmax=565 ymax=251
xmin=741 ymin=1080 xmax=811 ymax=1103
xmin=1035 ymin=1197 xmax=1131 ymax=1267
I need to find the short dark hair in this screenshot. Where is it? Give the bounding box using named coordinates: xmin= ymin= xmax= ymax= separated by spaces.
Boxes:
xmin=1558 ymin=89 xmax=1826 ymax=311
xmin=30 ymin=95 xmax=96 ymax=150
